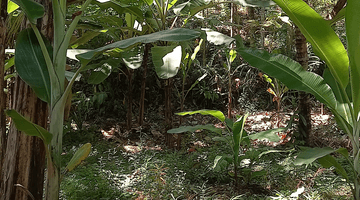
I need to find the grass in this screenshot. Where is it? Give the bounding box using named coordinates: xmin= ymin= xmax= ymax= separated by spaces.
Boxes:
xmin=59 ymin=122 xmax=353 ymax=199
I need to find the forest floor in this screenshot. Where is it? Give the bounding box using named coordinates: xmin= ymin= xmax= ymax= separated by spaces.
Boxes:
xmin=60 ymin=104 xmax=352 ymax=200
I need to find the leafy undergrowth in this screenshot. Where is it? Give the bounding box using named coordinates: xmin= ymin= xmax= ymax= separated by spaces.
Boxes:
xmin=60 ymin=108 xmax=353 ymax=199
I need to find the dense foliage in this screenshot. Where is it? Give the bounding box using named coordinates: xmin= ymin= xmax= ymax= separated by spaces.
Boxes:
xmin=2 ymin=0 xmax=356 ymax=199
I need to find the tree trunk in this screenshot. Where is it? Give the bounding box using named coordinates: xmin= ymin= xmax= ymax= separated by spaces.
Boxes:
xmin=247 ymin=7 xmax=256 ymax=48
xmin=0 ymin=0 xmax=8 ymax=185
xmin=127 ymin=69 xmax=134 ymax=130
xmin=138 ymin=44 xmax=150 ymax=126
xmin=295 ymin=25 xmax=311 ymax=146
xmin=1 ymin=77 xmax=48 ymax=200
xmin=164 ymin=78 xmax=175 ymax=148
xmin=0 ymin=0 xmax=52 ymax=198
xmin=327 ymin=0 xmax=347 ymax=20
xmin=227 ymin=70 xmax=232 ymax=119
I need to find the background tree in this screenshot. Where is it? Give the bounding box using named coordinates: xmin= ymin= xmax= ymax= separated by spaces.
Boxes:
xmin=0 ymin=0 xmax=8 ymax=181
xmin=0 ymin=0 xmax=51 ymax=199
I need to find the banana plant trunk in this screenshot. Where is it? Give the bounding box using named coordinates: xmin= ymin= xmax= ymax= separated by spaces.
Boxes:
xmin=127 ymin=68 xmax=134 ymax=130
xmin=138 ymin=44 xmax=150 ymax=126
xmin=227 ymin=71 xmax=232 ymax=119
xmin=164 ymin=78 xmax=174 ymax=147
xmin=45 ymin=159 xmax=60 ymax=200
xmin=0 ymin=0 xmax=52 ymax=198
xmin=1 ymin=77 xmax=48 ymax=200
xmin=45 ymin=100 xmax=65 ymax=200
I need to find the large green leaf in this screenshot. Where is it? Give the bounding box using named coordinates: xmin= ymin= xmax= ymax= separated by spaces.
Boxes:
xmin=232 ymin=114 xmax=248 ymax=165
xmin=323 ymin=69 xmax=352 ymax=126
xmin=6 ymin=109 xmax=52 ymax=144
xmin=167 ymin=124 xmax=222 ymax=135
xmin=318 ymin=155 xmax=348 ymax=180
xmin=10 ymin=0 xmax=44 ymax=24
xmin=294 ymin=147 xmax=335 ymax=166
xmin=15 ymin=28 xmax=51 ymax=103
xmin=122 ymin=46 xmax=144 ymax=70
xmin=152 ymin=45 xmax=182 ymax=79
xmin=346 ymin=0 xmax=360 ymax=117
xmin=248 ymin=128 xmax=283 ymax=142
xmin=176 ymin=109 xmax=225 ymax=122
xmin=203 ymin=28 xmax=234 ymax=46
xmin=87 ymin=62 xmax=115 ymax=84
xmin=272 ymin=0 xmax=349 ymax=89
xmin=65 ymin=143 xmax=91 ymax=172
xmin=76 ymin=28 xmax=200 ymax=65
xmin=238 ymin=48 xmax=338 ymax=115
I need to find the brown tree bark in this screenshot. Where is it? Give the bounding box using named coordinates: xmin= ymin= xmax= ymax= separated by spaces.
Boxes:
xmin=295 ymin=25 xmax=311 ymax=146
xmin=0 ymin=0 xmax=8 ymax=183
xmin=0 ymin=0 xmax=52 ymax=199
xmin=247 ymin=7 xmax=256 ymax=48
xmin=327 ymin=0 xmax=347 ymax=20
xmin=1 ymin=77 xmax=48 ymax=200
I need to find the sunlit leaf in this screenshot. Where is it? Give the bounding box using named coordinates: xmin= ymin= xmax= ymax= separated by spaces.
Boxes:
xmin=7 ymin=0 xmax=19 ymax=14
xmin=248 ymin=128 xmax=283 ymax=142
xmin=176 ymin=109 xmax=225 ymax=122
xmin=77 ymin=28 xmax=200 ymax=65
xmin=346 ymin=1 xmax=360 ymax=118
xmin=203 ymin=28 xmax=234 ymax=46
xmin=65 ymin=143 xmax=91 ymax=172
xmin=123 ymin=45 xmax=143 ymax=70
xmin=152 ymin=45 xmax=182 ymax=79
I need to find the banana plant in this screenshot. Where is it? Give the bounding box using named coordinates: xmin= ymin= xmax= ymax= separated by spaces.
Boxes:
xmin=262 ymin=74 xmax=288 ymax=111
xmin=167 ymin=109 xmax=287 ymax=187
xmin=236 ymin=0 xmax=360 ymax=198
xmin=7 ymin=0 xmax=93 ymax=199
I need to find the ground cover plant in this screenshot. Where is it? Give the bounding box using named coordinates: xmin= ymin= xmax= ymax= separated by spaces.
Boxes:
xmin=60 ymin=108 xmax=352 ymax=199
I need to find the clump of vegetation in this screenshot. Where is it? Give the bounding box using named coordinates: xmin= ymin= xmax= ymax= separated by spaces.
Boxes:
xmin=1 ymin=0 xmax=356 ymax=199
